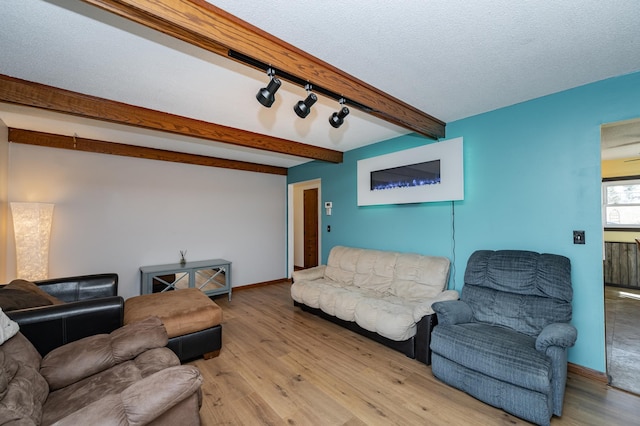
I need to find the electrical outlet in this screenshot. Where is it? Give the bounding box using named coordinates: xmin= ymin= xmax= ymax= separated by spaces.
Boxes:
xmin=573 ymin=230 xmax=585 ymax=244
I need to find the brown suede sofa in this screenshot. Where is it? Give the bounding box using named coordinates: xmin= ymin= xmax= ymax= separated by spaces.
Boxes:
xmin=0 ymin=315 xmax=203 ymax=425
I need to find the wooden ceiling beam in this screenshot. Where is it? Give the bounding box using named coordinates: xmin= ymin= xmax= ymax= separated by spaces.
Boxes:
xmin=0 ymin=74 xmax=342 ymax=163
xmin=81 ymin=0 xmax=446 ymax=140
xmin=9 ymin=128 xmax=288 ymax=175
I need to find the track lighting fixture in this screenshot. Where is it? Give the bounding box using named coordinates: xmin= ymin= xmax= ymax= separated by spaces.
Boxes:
xmin=329 ymin=99 xmax=350 ymax=128
xmin=230 ymin=51 xmax=369 ymax=129
xmin=256 ymin=68 xmax=281 ymax=108
xmin=293 ymin=84 xmax=317 ymax=119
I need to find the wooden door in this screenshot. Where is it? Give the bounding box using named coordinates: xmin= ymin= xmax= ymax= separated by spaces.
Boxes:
xmin=303 ymin=188 xmax=319 ymax=268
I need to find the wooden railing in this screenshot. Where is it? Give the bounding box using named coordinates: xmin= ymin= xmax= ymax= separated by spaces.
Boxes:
xmin=604 ymin=241 xmax=640 ymax=288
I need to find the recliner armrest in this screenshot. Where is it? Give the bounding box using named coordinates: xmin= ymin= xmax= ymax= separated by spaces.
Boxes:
xmin=7 ymin=296 xmax=124 ymax=356
xmin=40 ymin=316 xmax=168 ymax=390
xmin=432 ymin=300 xmax=473 ymax=325
xmin=535 ymin=322 xmax=578 ymax=352
xmin=411 ymin=290 xmax=460 ymax=320
xmin=52 ymin=365 xmax=202 ymax=426
xmin=34 ymin=273 xmax=118 ymax=302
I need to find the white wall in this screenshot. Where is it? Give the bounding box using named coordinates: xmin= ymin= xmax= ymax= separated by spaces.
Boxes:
xmin=7 ymin=144 xmax=287 ymax=299
xmin=0 ymin=120 xmax=8 ymax=282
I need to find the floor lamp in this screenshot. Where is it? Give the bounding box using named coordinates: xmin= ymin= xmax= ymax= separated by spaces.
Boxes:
xmin=10 ymin=202 xmax=55 ymax=281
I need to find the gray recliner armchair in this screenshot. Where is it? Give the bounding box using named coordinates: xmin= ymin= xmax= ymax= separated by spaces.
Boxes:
xmin=430 ymin=250 xmax=577 ymax=426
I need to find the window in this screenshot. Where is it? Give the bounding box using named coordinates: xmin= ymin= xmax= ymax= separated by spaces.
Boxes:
xmin=603 ymin=179 xmax=640 ymax=228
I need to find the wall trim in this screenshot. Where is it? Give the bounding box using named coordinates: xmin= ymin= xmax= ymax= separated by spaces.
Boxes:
xmin=234 ymin=278 xmax=290 ymax=292
xmin=568 ymin=362 xmax=608 ymax=383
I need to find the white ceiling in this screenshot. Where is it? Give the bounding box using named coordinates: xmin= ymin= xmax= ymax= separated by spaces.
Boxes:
xmin=602 ymin=117 xmax=640 ymax=160
xmin=2 ymin=0 xmax=640 ymax=168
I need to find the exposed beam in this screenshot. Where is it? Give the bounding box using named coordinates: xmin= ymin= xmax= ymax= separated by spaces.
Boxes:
xmin=9 ymin=128 xmax=288 ymax=175
xmin=81 ymin=0 xmax=446 ymax=140
xmin=0 ymin=74 xmax=343 ymax=163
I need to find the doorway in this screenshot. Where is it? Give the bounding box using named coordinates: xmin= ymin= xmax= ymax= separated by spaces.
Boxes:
xmin=601 ymin=117 xmax=640 ymax=395
xmin=604 ymin=286 xmax=640 ymax=394
xmin=287 ymin=179 xmax=321 ymax=277
xmin=303 ymin=188 xmax=319 ymax=268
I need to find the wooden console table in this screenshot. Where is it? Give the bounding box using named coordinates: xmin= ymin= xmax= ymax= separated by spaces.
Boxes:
xmin=140 ymin=259 xmax=232 ymax=300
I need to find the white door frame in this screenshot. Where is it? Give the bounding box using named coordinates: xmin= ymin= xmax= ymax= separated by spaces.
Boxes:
xmin=287 ymin=179 xmax=321 ymax=278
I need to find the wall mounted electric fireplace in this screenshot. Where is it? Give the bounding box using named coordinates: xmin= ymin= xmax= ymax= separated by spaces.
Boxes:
xmin=357 ymin=137 xmax=463 ymax=206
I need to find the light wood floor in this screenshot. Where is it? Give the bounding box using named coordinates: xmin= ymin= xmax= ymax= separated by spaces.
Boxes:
xmin=189 ymin=282 xmax=640 ymax=425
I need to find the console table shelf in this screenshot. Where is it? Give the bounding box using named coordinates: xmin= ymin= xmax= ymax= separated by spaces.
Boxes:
xmin=140 ymin=259 xmax=232 ymax=300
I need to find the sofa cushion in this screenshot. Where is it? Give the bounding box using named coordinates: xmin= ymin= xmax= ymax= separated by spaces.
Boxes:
xmin=324 ymin=246 xmax=359 ymax=285
xmin=352 ymin=249 xmax=396 ymax=292
xmin=6 ymin=279 xmax=64 ymax=306
xmin=40 ymin=316 xmax=168 ymax=390
xmin=0 ymin=279 xmax=66 ymax=312
xmin=124 ymin=288 xmax=222 ymax=339
xmin=0 ymin=334 xmax=48 ymax=425
xmin=462 ymin=285 xmax=572 ymax=337
xmin=0 ymin=347 xmax=19 ymax=393
xmin=0 ymin=332 xmax=42 ymax=371
xmin=391 ymin=254 xmax=450 ymax=299
xmin=461 ymin=250 xmax=573 ymax=338
xmin=318 ymin=286 xmax=377 ymax=322
xmin=133 ymin=346 xmax=182 ymax=378
xmin=51 ymin=365 xmax=201 ymax=426
xmin=354 ymin=297 xmax=417 ymax=341
xmin=464 ymin=250 xmax=572 ymax=301
xmin=0 ymin=288 xmax=53 ymax=312
xmin=292 ymin=279 xmax=344 ymax=309
xmin=431 ymin=322 xmax=552 ymax=393
xmin=0 ymin=309 xmax=19 ymax=346
xmin=41 ymin=347 xmax=180 ymax=425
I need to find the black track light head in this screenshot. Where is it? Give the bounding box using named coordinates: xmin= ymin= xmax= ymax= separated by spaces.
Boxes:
xmin=256 ymin=76 xmax=281 ymax=108
xmin=329 ymin=106 xmax=350 ymax=128
xmin=294 ymin=93 xmax=318 ymax=118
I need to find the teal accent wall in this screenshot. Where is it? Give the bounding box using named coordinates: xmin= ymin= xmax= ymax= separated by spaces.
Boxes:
xmin=288 ymin=71 xmax=640 ymax=372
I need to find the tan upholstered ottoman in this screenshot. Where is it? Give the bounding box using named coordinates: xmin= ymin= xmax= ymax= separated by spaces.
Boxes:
xmin=124 ymin=288 xmax=222 ymax=361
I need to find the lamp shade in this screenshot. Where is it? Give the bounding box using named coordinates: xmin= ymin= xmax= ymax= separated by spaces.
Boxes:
xmin=10 ymin=202 xmax=54 ymax=281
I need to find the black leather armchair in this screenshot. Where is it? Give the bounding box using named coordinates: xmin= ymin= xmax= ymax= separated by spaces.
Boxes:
xmin=6 ymin=273 xmax=124 ymax=356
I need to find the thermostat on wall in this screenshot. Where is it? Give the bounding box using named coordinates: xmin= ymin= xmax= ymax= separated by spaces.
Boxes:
xmin=324 ymin=201 xmax=332 ymax=216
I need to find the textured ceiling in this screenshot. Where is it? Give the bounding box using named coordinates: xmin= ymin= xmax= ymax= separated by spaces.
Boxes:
xmin=210 ymin=0 xmax=640 ymax=122
xmin=1 ymin=0 xmax=640 ymax=167
xmin=602 ymin=118 xmax=640 ymax=160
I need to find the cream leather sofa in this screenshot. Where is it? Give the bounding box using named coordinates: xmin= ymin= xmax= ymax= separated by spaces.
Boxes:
xmin=291 ymin=246 xmax=458 ymax=364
